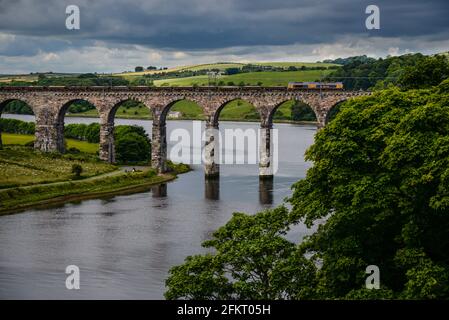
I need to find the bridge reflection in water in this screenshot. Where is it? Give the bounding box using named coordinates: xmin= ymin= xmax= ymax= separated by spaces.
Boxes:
xmin=152 ymin=183 xmax=167 ymax=198
xmin=259 ymin=177 xmax=273 ymax=205
xmin=203 ymin=176 xmax=273 ymax=205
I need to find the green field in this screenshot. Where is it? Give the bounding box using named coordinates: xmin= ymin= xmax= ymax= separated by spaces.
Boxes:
xmin=116 ymin=61 xmax=339 ymax=78
xmin=0 ymin=144 xmax=116 ymax=188
xmin=154 ymin=70 xmax=331 ymax=87
xmin=2 ymin=133 xmax=99 ymax=154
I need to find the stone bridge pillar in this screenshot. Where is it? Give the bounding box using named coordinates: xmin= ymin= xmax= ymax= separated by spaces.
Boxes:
xmin=34 ymin=124 xmax=59 ymax=152
xmin=259 ymin=123 xmax=273 ymax=178
xmin=99 ymin=122 xmax=115 ymax=163
xmin=204 ymin=121 xmax=220 ymax=178
xmin=152 ymin=112 xmax=167 ymax=174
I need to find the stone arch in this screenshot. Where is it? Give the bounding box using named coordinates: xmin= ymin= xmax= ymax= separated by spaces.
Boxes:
xmin=56 ymin=98 xmax=99 ymax=153
xmin=212 ymin=98 xmax=260 ymax=126
xmin=267 ymin=98 xmax=318 ymax=127
xmin=325 ymin=98 xmax=348 ymax=125
xmin=159 ymin=98 xmax=205 ymax=126
xmin=107 ymin=97 xmax=151 ymax=124
xmin=0 ymin=98 xmax=36 ymax=149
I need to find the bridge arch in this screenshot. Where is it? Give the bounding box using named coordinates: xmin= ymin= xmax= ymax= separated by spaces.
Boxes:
xmin=212 ymin=98 xmax=261 ymax=126
xmin=267 ymin=99 xmax=318 ymax=127
xmin=56 ymin=98 xmax=99 ymax=153
xmin=108 ymin=98 xmax=151 ymax=123
xmin=159 ymin=98 xmax=205 ymax=125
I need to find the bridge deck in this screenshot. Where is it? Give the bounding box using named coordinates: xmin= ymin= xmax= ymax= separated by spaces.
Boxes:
xmin=0 ymin=86 xmax=351 ymax=93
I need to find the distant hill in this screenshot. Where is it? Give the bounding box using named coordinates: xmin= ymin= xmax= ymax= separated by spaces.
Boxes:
xmin=117 ymin=61 xmax=339 ymax=77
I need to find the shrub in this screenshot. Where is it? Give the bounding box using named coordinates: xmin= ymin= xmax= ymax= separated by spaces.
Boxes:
xmin=71 ymin=164 xmax=83 ymax=178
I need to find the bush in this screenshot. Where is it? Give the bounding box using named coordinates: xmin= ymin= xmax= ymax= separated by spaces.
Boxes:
xmin=115 ymin=132 xmax=151 ymax=164
xmin=0 ymin=119 xmax=35 ymax=134
xmin=71 ymin=164 xmax=83 ymax=178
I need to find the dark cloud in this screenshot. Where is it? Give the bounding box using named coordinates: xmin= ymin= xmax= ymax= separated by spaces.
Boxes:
xmin=0 ymin=0 xmax=447 ymax=50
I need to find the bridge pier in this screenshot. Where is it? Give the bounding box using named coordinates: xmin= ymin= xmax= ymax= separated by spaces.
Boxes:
xmin=204 ymin=122 xmax=219 ymax=178
xmin=259 ymin=124 xmax=273 ymax=178
xmin=34 ymin=124 xmax=59 ymax=152
xmin=99 ymin=122 xmax=115 ymax=163
xmin=152 ymin=121 xmax=167 ymax=173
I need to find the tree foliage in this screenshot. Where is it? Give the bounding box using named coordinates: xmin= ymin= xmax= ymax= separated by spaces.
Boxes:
xmin=165 ymin=207 xmax=317 ymax=300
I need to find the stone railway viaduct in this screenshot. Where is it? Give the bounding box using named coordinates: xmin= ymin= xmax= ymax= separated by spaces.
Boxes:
xmin=0 ymin=86 xmax=370 ymax=177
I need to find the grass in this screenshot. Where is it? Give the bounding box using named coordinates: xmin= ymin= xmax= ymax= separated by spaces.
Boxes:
xmin=0 ymin=167 xmax=176 ymax=215
xmin=0 ymin=146 xmax=190 ymax=214
xmin=2 ymin=133 xmax=99 ymax=154
xmin=154 ymin=70 xmax=332 ymax=87
xmin=0 ymin=145 xmax=116 ymax=189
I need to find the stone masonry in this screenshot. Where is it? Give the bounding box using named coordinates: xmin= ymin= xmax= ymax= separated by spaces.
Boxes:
xmin=0 ymin=86 xmax=370 ymax=177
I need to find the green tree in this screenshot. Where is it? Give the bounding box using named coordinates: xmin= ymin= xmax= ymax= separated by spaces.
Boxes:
xmin=165 ymin=207 xmax=317 ymax=300
xmin=291 ymin=101 xmax=316 ymax=121
xmin=289 ymin=83 xmax=449 ymax=299
xmin=115 ymin=132 xmax=151 ymax=163
xmin=398 ymin=55 xmax=449 ymax=90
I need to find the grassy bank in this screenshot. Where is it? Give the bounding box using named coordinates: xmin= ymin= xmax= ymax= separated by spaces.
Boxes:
xmin=0 ymin=145 xmax=115 ymax=188
xmin=2 ymin=133 xmax=99 ymax=153
xmin=0 ymin=145 xmax=189 ymax=215
xmin=0 ymin=169 xmax=177 ymax=215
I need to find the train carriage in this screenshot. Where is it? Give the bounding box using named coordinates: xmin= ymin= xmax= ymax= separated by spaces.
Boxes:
xmin=288 ymin=82 xmax=343 ymax=90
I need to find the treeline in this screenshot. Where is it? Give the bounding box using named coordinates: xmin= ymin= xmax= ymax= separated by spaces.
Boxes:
xmin=323 ymin=53 xmax=449 ymax=90
xmin=36 ymin=73 xmax=129 ymax=86
xmin=0 ymin=119 xmax=151 ymax=164
xmin=0 ymin=118 xmax=35 ymax=134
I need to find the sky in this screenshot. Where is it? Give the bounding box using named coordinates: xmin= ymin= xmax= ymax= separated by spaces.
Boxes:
xmin=0 ymin=0 xmax=448 ymax=74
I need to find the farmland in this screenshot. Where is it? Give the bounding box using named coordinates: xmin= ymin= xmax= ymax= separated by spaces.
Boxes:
xmin=154 ymin=70 xmax=332 ymax=87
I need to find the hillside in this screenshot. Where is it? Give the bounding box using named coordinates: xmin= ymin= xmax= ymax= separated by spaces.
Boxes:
xmin=154 ymin=70 xmax=332 ymax=87
xmin=117 ymin=61 xmax=338 ymax=77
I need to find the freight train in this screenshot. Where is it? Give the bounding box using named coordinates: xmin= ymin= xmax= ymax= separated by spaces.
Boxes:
xmin=287 ymin=82 xmax=343 ymax=89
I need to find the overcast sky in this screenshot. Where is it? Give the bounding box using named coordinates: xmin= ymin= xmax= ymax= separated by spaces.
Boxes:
xmin=0 ymin=0 xmax=448 ymax=73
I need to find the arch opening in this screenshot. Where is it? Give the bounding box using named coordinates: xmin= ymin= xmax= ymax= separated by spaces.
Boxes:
xmin=269 ymin=99 xmax=317 ymax=127
xmin=107 ymin=98 xmax=153 ymax=164
xmin=159 ymin=99 xmax=204 ymax=126
xmin=58 ymin=99 xmax=100 ymax=154
xmin=214 ymin=98 xmax=260 ymax=126
xmin=109 ymin=99 xmax=152 ymax=123
xmin=0 ymin=99 xmax=36 ymax=149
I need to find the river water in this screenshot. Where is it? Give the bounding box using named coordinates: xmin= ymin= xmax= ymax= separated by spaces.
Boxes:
xmin=0 ymin=114 xmax=316 ymax=299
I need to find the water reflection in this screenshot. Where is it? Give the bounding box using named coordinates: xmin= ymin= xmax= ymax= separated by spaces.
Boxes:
xmin=152 ymin=184 xmax=167 ymax=198
xmin=204 ymin=177 xmax=220 ymax=200
xmin=259 ymin=177 xmax=274 ymax=205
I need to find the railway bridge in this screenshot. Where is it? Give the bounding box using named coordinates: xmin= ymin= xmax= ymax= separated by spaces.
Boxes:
xmin=0 ymin=86 xmax=370 ymax=177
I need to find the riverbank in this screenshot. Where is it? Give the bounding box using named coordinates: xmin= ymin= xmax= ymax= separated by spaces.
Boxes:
xmin=0 ymin=168 xmax=187 ymax=216
xmin=64 ymin=113 xmax=318 ymax=125
xmin=0 ymin=146 xmax=190 ymax=215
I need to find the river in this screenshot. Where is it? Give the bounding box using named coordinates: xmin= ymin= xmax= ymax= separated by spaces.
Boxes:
xmin=0 ymin=114 xmax=316 ymax=299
